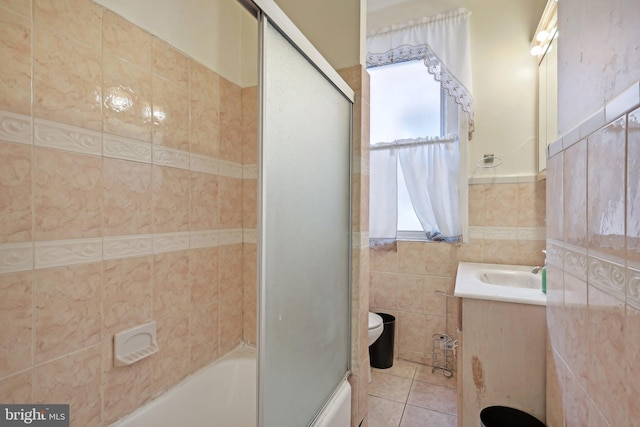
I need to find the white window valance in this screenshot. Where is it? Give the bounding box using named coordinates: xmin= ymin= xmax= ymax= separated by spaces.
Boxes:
xmin=366 ymin=8 xmax=474 ymax=138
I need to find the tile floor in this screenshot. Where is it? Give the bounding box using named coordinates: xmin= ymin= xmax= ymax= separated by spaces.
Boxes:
xmin=367 ymin=359 xmax=457 ymax=427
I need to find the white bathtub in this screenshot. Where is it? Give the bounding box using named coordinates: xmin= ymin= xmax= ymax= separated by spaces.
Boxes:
xmin=110 ymin=345 xmax=350 ymax=427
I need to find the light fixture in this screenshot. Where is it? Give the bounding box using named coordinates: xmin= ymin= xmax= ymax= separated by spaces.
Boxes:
xmin=530 ymin=0 xmax=558 ymax=59
xmin=536 ymin=30 xmax=550 ymax=42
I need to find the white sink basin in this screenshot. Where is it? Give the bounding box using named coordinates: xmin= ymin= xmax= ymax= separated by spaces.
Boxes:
xmin=454 ymin=262 xmax=546 ymax=306
xmin=478 ymin=269 xmax=541 ymax=289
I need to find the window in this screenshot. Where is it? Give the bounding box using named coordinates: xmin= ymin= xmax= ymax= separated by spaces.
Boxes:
xmin=369 ymin=60 xmax=462 ymax=242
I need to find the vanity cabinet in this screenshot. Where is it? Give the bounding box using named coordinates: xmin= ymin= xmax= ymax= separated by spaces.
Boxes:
xmin=459 ymin=298 xmax=546 ymax=427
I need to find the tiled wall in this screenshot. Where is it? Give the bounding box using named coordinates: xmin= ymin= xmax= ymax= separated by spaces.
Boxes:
xmin=338 ymin=65 xmax=371 ymax=427
xmin=369 ymin=181 xmax=546 ymax=366
xmin=0 ymin=1 xmax=249 ymax=425
xmin=545 ymin=100 xmax=640 ymax=426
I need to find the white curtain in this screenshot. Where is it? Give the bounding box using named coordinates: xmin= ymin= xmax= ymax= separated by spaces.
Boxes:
xmin=398 ymin=138 xmax=460 ymax=240
xmin=366 ymin=8 xmax=474 ymax=138
xmin=369 ymin=147 xmax=397 ymax=246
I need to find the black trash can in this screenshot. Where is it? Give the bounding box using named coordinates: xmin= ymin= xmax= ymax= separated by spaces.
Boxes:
xmin=480 ymin=406 xmax=545 ymax=427
xmin=369 ymin=313 xmax=395 ymax=369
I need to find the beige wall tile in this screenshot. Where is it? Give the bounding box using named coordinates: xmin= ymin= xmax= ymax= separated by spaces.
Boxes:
xmin=220 ymin=243 xmax=243 ymax=298
xmin=151 ymin=76 xmax=189 ymax=151
xmin=190 ymin=171 xmax=218 ymax=231
xmin=152 ymin=38 xmax=189 ymax=89
xmin=219 ymin=289 xmax=243 ymax=354
xmin=103 ymin=55 xmax=153 ymax=143
xmin=33 ymin=27 xmax=101 ymax=131
xmin=103 ymin=10 xmax=152 ymax=70
xmin=482 ymin=239 xmax=518 ymax=265
xmin=242 ymin=85 xmax=258 ymax=165
xmin=546 ymin=343 xmax=565 ymax=427
xmin=190 ymin=95 xmax=220 ymax=158
xmin=190 ymin=247 xmax=219 ymax=308
xmin=0 ymin=0 xmax=31 ymax=18
xmin=0 ymin=271 xmax=32 ymax=377
xmin=484 ymin=183 xmax=518 ymax=227
xmin=34 ymin=262 xmax=102 ymax=364
xmin=586 ymin=285 xmax=626 ymax=427
xmin=151 ymin=165 xmax=190 ymax=233
xmin=515 ymin=240 xmax=546 ymax=266
xmin=190 ymin=302 xmax=219 ymax=370
xmin=0 ymin=141 xmax=32 ymax=243
xmin=152 ymin=313 xmax=189 ymax=395
xmin=34 ymin=0 xmax=102 ymax=48
xmin=547 ymin=153 xmax=564 ymax=241
xmin=243 ymin=178 xmax=257 ymax=229
xmin=153 ymin=250 xmax=190 ymax=320
xmin=563 ymin=140 xmax=587 ymax=246
xmin=370 ymin=271 xmax=398 ymax=310
xmin=563 ymin=272 xmax=588 ymax=384
xmin=103 ymin=256 xmax=152 ymax=335
xmin=34 ymin=344 xmax=102 ymax=427
xmin=626 ymin=305 xmax=640 ymax=427
xmin=243 ymin=243 xmax=257 ymax=345
xmin=0 ymin=371 xmax=32 ymax=403
xmin=219 ymin=176 xmax=243 ymax=229
xmin=0 ymin=7 xmax=31 ymax=115
xmin=102 ymin=339 xmax=152 ymax=425
xmin=468 ymin=184 xmax=485 ymax=226
xmin=103 ymin=158 xmax=152 ymax=236
xmin=518 ymin=181 xmax=546 ymax=227
xmin=220 ymin=78 xmax=242 ymax=164
xmin=627 ymin=107 xmax=640 ymax=262
xmin=398 ymin=242 xmax=428 ymax=275
xmin=34 ymin=148 xmax=102 ymax=240
xmin=369 ymin=247 xmax=398 ymax=273
xmin=587 ymin=118 xmax=626 ymax=258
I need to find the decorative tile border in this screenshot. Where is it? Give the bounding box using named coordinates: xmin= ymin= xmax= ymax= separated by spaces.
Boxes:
xmin=243 ymin=164 xmax=258 ymax=180
xmin=0 ymin=228 xmax=247 ymax=272
xmin=484 ymin=227 xmax=517 ymax=240
xmin=243 ymin=229 xmax=257 ymax=245
xmin=627 ymin=261 xmax=640 ymax=310
xmin=34 ymin=118 xmax=101 ymax=156
xmin=220 ymin=229 xmax=243 ymax=246
xmin=153 ymin=145 xmax=190 ymax=170
xmin=563 ymin=243 xmax=587 ymax=281
xmin=103 ymin=234 xmax=153 ymax=260
xmin=0 ymin=110 xmax=31 ymax=145
xmin=587 ymin=251 xmax=625 ymax=300
xmin=219 ymin=160 xmax=243 ymax=179
xmin=153 ymin=231 xmax=190 ymax=254
xmin=468 ymin=174 xmax=538 ymax=185
xmin=468 ymin=226 xmax=545 ymax=241
xmin=34 ymin=238 xmax=102 ymax=270
xmin=468 ymin=226 xmax=485 ymax=239
xmin=351 ymin=231 xmax=369 ymax=250
xmin=191 ymin=153 xmax=219 ymax=175
xmin=516 ymin=227 xmax=546 ymax=241
xmin=103 ymin=133 xmax=152 ymax=163
xmin=190 ymin=230 xmax=220 ymax=249
xmin=546 ymin=239 xmax=564 ymax=268
xmin=0 ymin=242 xmax=33 ymax=274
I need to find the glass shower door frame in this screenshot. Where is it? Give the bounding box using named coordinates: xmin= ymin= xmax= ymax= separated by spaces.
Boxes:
xmin=237 ymin=1 xmax=356 ymax=426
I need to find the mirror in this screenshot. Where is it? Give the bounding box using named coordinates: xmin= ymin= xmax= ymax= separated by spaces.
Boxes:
xmin=532 ymin=0 xmax=558 ymax=173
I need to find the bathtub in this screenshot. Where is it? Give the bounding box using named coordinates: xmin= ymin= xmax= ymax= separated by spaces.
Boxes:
xmin=110 ymin=345 xmax=350 ymax=427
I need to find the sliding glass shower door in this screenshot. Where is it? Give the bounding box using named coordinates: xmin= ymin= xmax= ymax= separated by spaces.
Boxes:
xmin=257 ymin=8 xmax=354 ymax=427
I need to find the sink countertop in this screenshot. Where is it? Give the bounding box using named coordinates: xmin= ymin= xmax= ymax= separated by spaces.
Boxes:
xmin=454 ymin=262 xmax=547 ymax=306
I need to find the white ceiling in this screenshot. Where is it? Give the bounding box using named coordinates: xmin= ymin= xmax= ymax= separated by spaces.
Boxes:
xmin=366 ymin=0 xmax=416 ymax=13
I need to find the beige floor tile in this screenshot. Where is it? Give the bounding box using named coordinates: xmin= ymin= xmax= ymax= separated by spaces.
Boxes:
xmin=375 ymin=358 xmax=418 ymax=379
xmin=369 ymin=371 xmax=413 ymax=403
xmin=407 ymin=380 xmax=457 ymax=415
xmin=414 ymin=364 xmax=456 ymax=388
xmin=368 ymin=396 xmax=405 ymax=427
xmin=400 ymin=405 xmax=457 ymax=427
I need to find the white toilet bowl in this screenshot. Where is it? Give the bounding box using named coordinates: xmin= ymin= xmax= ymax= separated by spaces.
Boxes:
xmin=368 ymin=312 xmax=383 ymax=347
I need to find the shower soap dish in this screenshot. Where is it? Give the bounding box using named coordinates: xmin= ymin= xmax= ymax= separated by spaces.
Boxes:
xmin=114 ymin=321 xmax=159 ymax=367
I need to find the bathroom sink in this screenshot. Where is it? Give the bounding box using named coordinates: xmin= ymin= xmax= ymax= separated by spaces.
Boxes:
xmin=454 ymin=262 xmax=546 ymax=306
xmin=478 ymin=270 xmax=540 ymax=289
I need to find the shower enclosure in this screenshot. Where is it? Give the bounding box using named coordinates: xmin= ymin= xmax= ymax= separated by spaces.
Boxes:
xmin=241 ymin=1 xmax=355 ymax=426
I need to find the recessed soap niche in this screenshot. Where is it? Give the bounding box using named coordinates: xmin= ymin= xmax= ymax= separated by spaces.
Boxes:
xmin=114 ymin=321 xmax=159 ymax=367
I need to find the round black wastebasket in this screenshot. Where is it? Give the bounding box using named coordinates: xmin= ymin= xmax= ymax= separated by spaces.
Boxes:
xmin=369 ymin=313 xmax=395 ymax=369
xmin=480 ymin=406 xmax=545 ymax=427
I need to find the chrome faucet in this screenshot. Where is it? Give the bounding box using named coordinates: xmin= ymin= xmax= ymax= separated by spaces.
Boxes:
xmin=532 ymin=266 xmax=543 ymax=274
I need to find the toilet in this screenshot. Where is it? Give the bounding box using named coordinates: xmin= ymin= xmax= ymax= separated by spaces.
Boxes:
xmin=368 ymin=312 xmax=384 ymax=346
